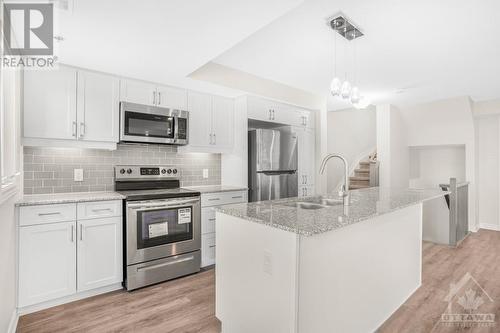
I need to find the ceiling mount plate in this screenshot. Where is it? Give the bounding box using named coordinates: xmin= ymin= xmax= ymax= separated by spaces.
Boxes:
xmin=328 ymin=14 xmax=363 ymax=41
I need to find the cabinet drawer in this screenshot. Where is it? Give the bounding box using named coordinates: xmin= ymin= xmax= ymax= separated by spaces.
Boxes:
xmin=202 ymin=207 xmax=216 ymax=235
xmin=19 ymin=203 xmax=76 ymax=226
xmin=77 ymin=200 xmax=122 ymax=220
xmin=201 ymin=190 xmax=247 ymax=207
xmin=201 ymin=233 xmax=216 ymax=267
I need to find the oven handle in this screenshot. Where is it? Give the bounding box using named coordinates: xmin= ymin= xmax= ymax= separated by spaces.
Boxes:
xmin=136 ymin=255 xmax=195 ymax=272
xmin=173 ymin=115 xmax=179 ymax=143
xmin=127 ymin=198 xmax=200 ymax=210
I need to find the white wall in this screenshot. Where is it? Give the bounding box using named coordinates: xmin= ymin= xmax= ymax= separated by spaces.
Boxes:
xmin=399 ymin=96 xmax=476 ymax=230
xmin=376 ymin=104 xmax=410 ymax=188
xmin=475 ymin=115 xmax=500 ymax=231
xmin=326 ymin=107 xmax=376 ymax=192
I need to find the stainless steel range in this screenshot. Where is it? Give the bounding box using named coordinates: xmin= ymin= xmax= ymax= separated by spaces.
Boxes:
xmin=115 ymin=165 xmax=201 ymax=291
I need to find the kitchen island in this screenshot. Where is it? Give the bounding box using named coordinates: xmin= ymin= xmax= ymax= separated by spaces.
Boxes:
xmin=214 ymin=187 xmax=447 ymax=333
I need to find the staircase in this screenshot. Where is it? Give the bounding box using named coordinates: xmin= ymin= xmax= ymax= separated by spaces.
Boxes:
xmin=349 ymin=153 xmax=378 ymax=190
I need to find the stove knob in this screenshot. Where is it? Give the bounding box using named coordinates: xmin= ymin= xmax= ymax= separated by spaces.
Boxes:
xmin=161 ymin=168 xmax=167 ymax=174
xmin=167 ymin=169 xmax=172 ymax=174
xmin=172 ymin=168 xmax=178 ymax=174
xmin=119 ymin=168 xmax=126 ymax=174
xmin=127 ymin=168 xmax=133 ymax=174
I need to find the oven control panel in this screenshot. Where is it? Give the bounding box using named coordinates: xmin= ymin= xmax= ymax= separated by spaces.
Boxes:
xmin=115 ymin=165 xmax=179 ymax=180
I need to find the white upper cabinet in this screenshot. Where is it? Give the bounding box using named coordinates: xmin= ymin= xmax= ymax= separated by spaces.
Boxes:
xmin=77 ymin=217 xmax=122 ymax=292
xmin=211 ymin=96 xmax=234 ymax=149
xmin=77 ymin=71 xmax=120 ymax=142
xmin=187 ymin=91 xmax=213 ymax=147
xmin=119 ymin=79 xmax=156 ymax=106
xmin=156 ymin=85 xmax=187 ymax=110
xmin=24 ymin=66 xmax=77 ymax=140
xmin=18 ymin=221 xmax=77 ymax=307
xmin=183 ymin=91 xmax=234 ymax=152
xmin=246 ymin=96 xmax=315 ymax=129
xmin=120 ymin=79 xmax=187 ymax=110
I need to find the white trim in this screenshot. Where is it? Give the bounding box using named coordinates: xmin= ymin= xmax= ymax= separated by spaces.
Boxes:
xmin=22 ymin=138 xmax=117 ymax=150
xmin=7 ymin=309 xmax=19 ymax=333
xmin=479 ymin=223 xmax=500 ymax=231
xmin=18 ymin=283 xmax=123 ymax=315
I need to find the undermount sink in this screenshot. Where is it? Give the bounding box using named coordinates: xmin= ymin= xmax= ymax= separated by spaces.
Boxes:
xmin=282 ymin=202 xmax=326 ymax=210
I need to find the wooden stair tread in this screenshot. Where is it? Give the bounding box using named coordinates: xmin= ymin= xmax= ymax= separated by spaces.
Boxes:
xmin=349 ymin=184 xmax=370 ymax=189
xmin=355 ymin=169 xmax=369 ymax=173
xmin=350 ymin=176 xmax=369 ymax=181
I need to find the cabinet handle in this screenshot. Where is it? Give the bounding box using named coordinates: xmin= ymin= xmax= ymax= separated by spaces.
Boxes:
xmin=158 ymin=92 xmax=161 ymax=105
xmin=153 ymin=91 xmax=156 ymax=105
xmin=38 ymin=212 xmax=61 ymax=216
xmin=208 ymin=218 xmax=216 ymax=222
xmin=231 ymin=195 xmax=243 ymax=199
xmin=213 ymin=133 xmax=216 ymax=145
xmin=305 ymin=175 xmax=307 ymax=184
xmin=208 ymin=198 xmax=220 ymax=201
xmin=209 ymin=133 xmax=213 ymax=145
xmin=209 ymin=245 xmax=216 ymax=249
xmin=272 ymin=109 xmax=275 ymax=120
xmin=70 ymin=225 xmax=74 ymax=242
xmin=269 ymin=109 xmax=272 ymax=120
xmin=79 ymin=122 xmax=85 ymax=138
xmin=72 ymin=121 xmax=77 ymax=137
xmin=80 ymin=224 xmax=83 ymax=241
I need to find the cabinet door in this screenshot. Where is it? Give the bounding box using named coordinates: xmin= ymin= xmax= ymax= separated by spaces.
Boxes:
xmin=201 ymin=233 xmax=216 ymax=267
xmin=19 ymin=221 xmax=76 ymax=307
xmin=24 ymin=66 xmax=77 ymax=140
xmin=77 ymin=217 xmax=122 ymax=292
xmin=211 ymin=96 xmax=234 ymax=149
xmin=119 ymin=79 xmax=156 ymax=106
xmin=247 ymin=96 xmax=273 ymax=121
xmin=157 ymin=85 xmax=187 ymax=110
xmin=77 ymin=71 xmax=120 ymax=142
xmin=187 ymin=91 xmax=212 ymax=147
xmin=297 ymin=128 xmax=316 ymax=186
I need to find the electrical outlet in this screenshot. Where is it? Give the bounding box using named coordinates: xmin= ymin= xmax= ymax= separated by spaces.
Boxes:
xmin=263 ymin=250 xmax=273 ymax=275
xmin=203 ymin=169 xmax=209 ymax=179
xmin=74 ymin=169 xmax=84 ymax=182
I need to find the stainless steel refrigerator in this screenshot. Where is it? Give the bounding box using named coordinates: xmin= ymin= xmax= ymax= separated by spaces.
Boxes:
xmin=248 ymin=128 xmax=298 ymax=202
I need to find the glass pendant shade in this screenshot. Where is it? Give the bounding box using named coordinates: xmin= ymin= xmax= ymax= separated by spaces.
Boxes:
xmin=341 ymin=80 xmax=352 ymax=99
xmin=350 ymin=87 xmax=360 ymax=104
xmin=330 ymin=77 xmax=341 ymax=96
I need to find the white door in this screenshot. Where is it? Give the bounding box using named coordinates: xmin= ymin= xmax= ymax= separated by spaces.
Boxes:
xmin=156 ymin=85 xmax=187 ymax=110
xmin=77 ymin=71 xmax=120 ymax=142
xmin=187 ymin=91 xmax=213 ymax=147
xmin=119 ymin=79 xmax=156 ymax=106
xmin=23 ymin=66 xmax=77 ymax=140
xmin=77 ymin=217 xmax=123 ymax=292
xmin=247 ymin=96 xmax=273 ymax=121
xmin=211 ymin=96 xmax=234 ymax=149
xmin=19 ymin=221 xmax=77 ymax=307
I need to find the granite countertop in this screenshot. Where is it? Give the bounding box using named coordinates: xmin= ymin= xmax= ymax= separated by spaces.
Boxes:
xmin=181 ymin=185 xmax=248 ymax=194
xmin=16 ymin=192 xmax=126 ymax=207
xmin=215 ymin=187 xmax=448 ymax=236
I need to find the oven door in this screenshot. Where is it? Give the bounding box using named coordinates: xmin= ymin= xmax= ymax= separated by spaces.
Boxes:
xmin=126 ymin=197 xmax=201 ymax=265
xmin=120 ymin=102 xmax=175 ymax=144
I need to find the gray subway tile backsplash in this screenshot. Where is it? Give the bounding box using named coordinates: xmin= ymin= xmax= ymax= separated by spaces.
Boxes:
xmin=23 ymin=144 xmax=221 ymax=194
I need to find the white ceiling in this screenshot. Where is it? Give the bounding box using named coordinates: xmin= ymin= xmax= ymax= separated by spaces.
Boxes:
xmin=55 ymin=0 xmax=500 ymax=109
xmin=55 ymin=0 xmax=303 ymax=96
xmin=214 ymin=0 xmax=500 ymax=109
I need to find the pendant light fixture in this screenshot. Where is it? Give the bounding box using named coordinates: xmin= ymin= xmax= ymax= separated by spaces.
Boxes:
xmin=328 ymin=14 xmax=366 ymax=107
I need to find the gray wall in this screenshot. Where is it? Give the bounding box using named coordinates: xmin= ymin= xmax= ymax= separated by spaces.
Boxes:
xmin=23 ymin=144 xmax=221 ymax=194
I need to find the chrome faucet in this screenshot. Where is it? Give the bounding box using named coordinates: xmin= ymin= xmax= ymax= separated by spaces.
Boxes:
xmin=319 ymin=153 xmax=350 ymax=206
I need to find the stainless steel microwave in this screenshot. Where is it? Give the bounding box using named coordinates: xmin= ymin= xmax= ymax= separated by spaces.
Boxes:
xmin=120 ymin=102 xmax=189 ymax=145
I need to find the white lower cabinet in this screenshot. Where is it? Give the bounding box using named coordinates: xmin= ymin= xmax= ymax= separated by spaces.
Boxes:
xmin=200 ymin=190 xmax=247 ymax=267
xmin=19 ymin=221 xmax=77 ymax=307
xmin=18 ymin=200 xmax=123 ymax=309
xmin=77 ymin=217 xmax=122 ymax=292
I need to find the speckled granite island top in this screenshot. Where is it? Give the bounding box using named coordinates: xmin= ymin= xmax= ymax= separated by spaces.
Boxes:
xmin=16 ymin=192 xmax=126 ymax=207
xmin=215 ymin=187 xmax=448 ymax=236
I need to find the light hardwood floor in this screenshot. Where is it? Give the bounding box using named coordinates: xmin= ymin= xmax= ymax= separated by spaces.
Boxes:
xmin=18 ymin=229 xmax=500 ymax=333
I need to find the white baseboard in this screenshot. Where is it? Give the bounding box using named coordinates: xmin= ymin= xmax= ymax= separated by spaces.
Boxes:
xmin=479 ymin=223 xmax=500 ymax=231
xmin=18 ymin=283 xmax=123 ymax=315
xmin=7 ymin=309 xmax=19 ymax=333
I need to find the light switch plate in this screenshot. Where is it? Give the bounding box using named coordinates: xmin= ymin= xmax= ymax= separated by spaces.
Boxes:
xmin=203 ymin=169 xmax=209 ymax=179
xmin=74 ymin=169 xmax=84 ymax=182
